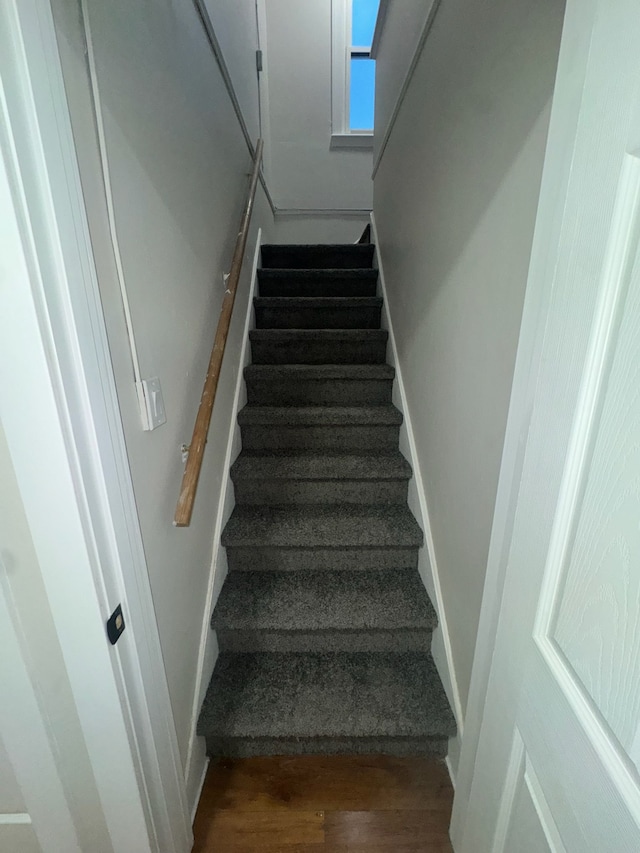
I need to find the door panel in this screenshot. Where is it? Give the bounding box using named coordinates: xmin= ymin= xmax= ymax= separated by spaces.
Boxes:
xmin=504 ymin=761 xmax=559 ymax=853
xmin=542 ymin=152 xmax=640 ymax=761
xmin=0 ymin=579 xmax=82 ymax=853
xmin=0 ymin=738 xmax=42 ymax=853
xmin=495 ymin=731 xmax=565 ymax=853
xmin=460 ymin=0 xmax=640 ymax=850
xmin=0 ymin=824 xmax=41 ymax=853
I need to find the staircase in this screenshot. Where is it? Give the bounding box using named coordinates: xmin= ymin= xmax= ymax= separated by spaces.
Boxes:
xmin=197 ymin=242 xmax=456 ymax=758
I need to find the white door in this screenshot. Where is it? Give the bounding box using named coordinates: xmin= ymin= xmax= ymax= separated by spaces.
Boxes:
xmin=458 ymin=0 xmax=640 ymax=850
xmin=0 ymin=581 xmax=82 ymax=853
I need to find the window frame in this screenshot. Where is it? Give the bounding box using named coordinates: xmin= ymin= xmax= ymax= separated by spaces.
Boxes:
xmin=330 ymin=0 xmax=375 ymax=148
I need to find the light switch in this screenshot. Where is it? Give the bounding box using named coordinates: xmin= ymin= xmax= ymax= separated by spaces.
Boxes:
xmin=142 ymin=377 xmax=167 ymax=430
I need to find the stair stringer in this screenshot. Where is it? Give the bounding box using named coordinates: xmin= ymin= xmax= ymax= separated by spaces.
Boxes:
xmin=184 ymin=228 xmax=263 ymax=816
xmin=370 ymin=212 xmax=464 ymax=782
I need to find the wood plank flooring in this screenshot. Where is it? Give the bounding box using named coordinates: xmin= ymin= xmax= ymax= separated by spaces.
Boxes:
xmin=192 ymin=755 xmax=454 ymax=852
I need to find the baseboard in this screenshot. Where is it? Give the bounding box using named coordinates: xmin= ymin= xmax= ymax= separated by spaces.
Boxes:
xmin=370 ymin=213 xmax=464 ymax=775
xmin=274 ymin=208 xmax=373 ymax=217
xmin=189 ymin=756 xmax=210 ymax=825
xmin=183 ymin=229 xmax=263 ymax=815
xmin=446 ymin=735 xmax=461 ymax=789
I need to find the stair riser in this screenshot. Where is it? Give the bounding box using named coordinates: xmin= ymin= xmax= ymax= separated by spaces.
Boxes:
xmin=232 ymin=478 xmax=409 ymax=505
xmin=250 ymin=339 xmax=387 ymax=364
xmin=255 ymin=305 xmax=381 ymax=329
xmin=246 ymin=379 xmax=393 ymax=406
xmin=204 ymin=736 xmax=448 ymax=759
xmin=239 ymin=424 xmax=401 ymax=453
xmin=261 ymin=245 xmax=375 ymax=269
xmin=216 ymin=628 xmax=431 ymax=654
xmin=226 ymin=547 xmax=419 ymax=572
xmin=259 ymin=277 xmax=377 ymax=298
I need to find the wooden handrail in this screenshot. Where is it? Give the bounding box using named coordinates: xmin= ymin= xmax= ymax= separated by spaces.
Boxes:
xmin=174 ymin=139 xmax=264 ymax=527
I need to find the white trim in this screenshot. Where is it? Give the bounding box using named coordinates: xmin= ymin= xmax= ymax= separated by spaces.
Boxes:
xmin=275 ymin=207 xmax=372 ymax=217
xmin=190 ymin=758 xmax=210 ymax=825
xmin=371 ymin=212 xmax=464 ymax=758
xmin=0 ymin=1 xmax=191 ymax=850
xmin=491 ymin=728 xmax=525 ymax=853
xmin=371 ymin=0 xmax=441 ymax=178
xmin=330 ymin=132 xmax=374 ymax=149
xmin=184 ymin=230 xmax=263 ymax=815
xmin=445 ymin=755 xmax=458 ymax=791
xmin=331 ymin=0 xmax=351 ymax=135
xmin=0 ymin=815 xmax=32 ymax=826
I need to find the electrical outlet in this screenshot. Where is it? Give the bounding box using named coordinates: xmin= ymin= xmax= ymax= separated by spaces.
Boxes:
xmin=141 ymin=377 xmax=167 ymax=430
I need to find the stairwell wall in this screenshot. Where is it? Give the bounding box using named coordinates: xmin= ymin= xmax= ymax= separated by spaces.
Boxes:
xmin=372 ymin=0 xmax=565 ymax=746
xmin=51 ymin=0 xmax=274 ymax=808
xmin=261 ymin=0 xmax=373 ymax=213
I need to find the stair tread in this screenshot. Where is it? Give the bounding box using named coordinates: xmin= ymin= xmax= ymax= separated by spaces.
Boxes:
xmin=244 ymin=363 xmax=394 ymax=380
xmin=221 ymin=504 xmax=424 ymax=548
xmin=213 ymin=569 xmax=437 ymax=632
xmin=249 ymin=328 xmax=388 ymax=340
xmin=237 ymin=404 xmax=403 ymax=426
xmin=258 ymin=268 xmax=378 ymax=278
xmin=261 ymin=244 xmax=375 ymax=270
xmin=258 ymin=268 xmax=378 ymax=298
xmin=198 ymin=651 xmax=456 ymax=739
xmin=230 ymin=451 xmax=411 ymax=481
xmin=254 ymin=296 xmax=383 ymax=308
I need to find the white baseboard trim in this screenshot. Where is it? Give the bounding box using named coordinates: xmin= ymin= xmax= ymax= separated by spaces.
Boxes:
xmin=189 ymin=757 xmax=210 ymax=825
xmin=370 ymin=213 xmax=464 ymax=772
xmin=274 ymin=208 xmax=372 ymax=218
xmin=183 ymin=228 xmax=263 ymax=815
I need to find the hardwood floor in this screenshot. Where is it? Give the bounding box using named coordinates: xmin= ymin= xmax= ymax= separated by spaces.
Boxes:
xmin=192 ymin=755 xmax=454 ymax=852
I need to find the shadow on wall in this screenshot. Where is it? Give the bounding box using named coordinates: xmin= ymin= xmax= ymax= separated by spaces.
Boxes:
xmin=373 ymin=0 xmax=566 ymax=712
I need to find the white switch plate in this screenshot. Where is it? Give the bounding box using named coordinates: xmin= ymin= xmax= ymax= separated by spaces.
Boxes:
xmin=141 ymin=377 xmax=167 ymax=430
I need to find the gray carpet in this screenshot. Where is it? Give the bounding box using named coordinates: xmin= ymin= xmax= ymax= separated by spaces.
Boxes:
xmin=197 ymin=242 xmax=456 ymax=758
xmin=230 ymin=451 xmax=411 ymax=505
xmin=258 ymin=268 xmax=378 ymax=297
xmin=250 ymin=328 xmax=388 ymax=364
xmin=213 ymin=569 xmax=437 ymax=632
xmin=198 ymin=652 xmax=456 ymax=756
xmin=254 ymin=296 xmax=383 ymax=329
xmin=221 ymin=504 xmax=423 ymax=549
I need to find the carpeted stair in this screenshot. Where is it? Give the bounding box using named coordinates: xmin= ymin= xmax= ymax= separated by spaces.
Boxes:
xmin=197 ymin=242 xmax=456 ymax=758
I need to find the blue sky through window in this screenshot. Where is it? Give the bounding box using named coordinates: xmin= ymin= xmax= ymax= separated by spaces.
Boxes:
xmin=351 ymin=0 xmax=379 ymax=46
xmin=349 ymin=0 xmax=379 ymax=131
xmin=350 ymin=58 xmax=375 ymax=130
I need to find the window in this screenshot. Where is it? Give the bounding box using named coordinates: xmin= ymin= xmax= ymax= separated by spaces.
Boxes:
xmin=349 ymin=0 xmax=378 ymax=131
xmin=331 ymin=0 xmax=380 ymax=148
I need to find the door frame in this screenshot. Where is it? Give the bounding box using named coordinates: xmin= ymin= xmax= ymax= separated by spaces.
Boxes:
xmin=0 ymin=1 xmax=191 ymax=850
xmin=450 ymin=0 xmax=596 ymax=845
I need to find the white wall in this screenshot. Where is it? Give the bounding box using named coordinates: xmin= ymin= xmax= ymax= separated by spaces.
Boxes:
xmin=274 ymin=214 xmax=370 ymax=244
xmin=201 ymin=0 xmax=261 ymax=143
xmin=52 ymin=0 xmax=273 ymax=787
xmin=371 ymin=0 xmax=437 ymax=167
xmin=262 ymin=0 xmax=373 ymax=212
xmin=373 ymin=0 xmax=565 ymax=714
